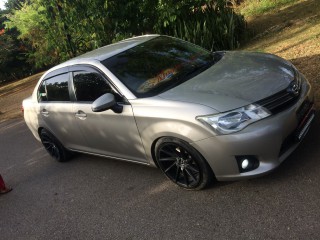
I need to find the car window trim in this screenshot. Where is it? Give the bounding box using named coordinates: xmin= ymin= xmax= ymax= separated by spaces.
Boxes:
xmin=68 ymin=71 xmax=77 ymax=102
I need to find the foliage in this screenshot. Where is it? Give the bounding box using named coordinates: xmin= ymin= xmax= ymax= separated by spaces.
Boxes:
xmin=0 ymin=8 xmax=31 ymax=84
xmin=3 ymin=0 xmax=246 ymax=73
xmin=241 ymin=0 xmax=299 ymax=16
xmin=5 ymin=0 xmax=27 ymax=10
xmin=156 ymin=0 xmax=245 ymax=51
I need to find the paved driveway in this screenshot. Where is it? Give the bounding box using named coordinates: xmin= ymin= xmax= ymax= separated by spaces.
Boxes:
xmin=0 ymin=118 xmax=319 ymax=239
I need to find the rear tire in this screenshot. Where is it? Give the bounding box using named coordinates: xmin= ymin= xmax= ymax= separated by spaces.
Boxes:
xmin=155 ymin=137 xmax=213 ymax=190
xmin=39 ymin=129 xmax=70 ymax=162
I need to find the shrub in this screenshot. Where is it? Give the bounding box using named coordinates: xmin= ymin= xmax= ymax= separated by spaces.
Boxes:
xmin=156 ymin=0 xmax=246 ymax=51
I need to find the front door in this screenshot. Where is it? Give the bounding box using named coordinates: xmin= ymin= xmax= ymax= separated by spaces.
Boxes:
xmin=70 ymin=67 xmax=147 ymax=163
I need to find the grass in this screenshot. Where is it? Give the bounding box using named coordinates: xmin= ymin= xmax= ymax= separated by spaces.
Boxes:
xmin=241 ymin=0 xmax=320 ymax=107
xmin=241 ymin=0 xmax=299 ymax=16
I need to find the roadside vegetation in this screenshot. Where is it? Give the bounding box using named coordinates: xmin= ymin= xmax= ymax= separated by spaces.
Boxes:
xmin=1 ymin=0 xmax=245 ymax=85
xmin=0 ymin=0 xmax=319 ymax=122
xmin=240 ymin=0 xmax=299 ymax=16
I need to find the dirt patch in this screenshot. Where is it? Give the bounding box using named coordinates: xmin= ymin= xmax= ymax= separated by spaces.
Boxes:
xmin=243 ymin=0 xmax=320 ymax=107
xmin=0 ymin=72 xmax=43 ymax=123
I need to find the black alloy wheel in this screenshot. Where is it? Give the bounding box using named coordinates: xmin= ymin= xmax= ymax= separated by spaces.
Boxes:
xmin=155 ymin=137 xmax=212 ymax=190
xmin=40 ymin=129 xmax=70 ymax=162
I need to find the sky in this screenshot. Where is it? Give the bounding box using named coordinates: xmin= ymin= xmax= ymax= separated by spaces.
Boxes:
xmin=0 ymin=0 xmax=6 ymax=10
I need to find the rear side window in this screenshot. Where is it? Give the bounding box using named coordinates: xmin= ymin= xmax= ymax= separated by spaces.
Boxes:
xmin=73 ymin=71 xmax=112 ymax=102
xmin=46 ymin=74 xmax=70 ymax=101
xmin=38 ymin=73 xmax=70 ymax=102
xmin=38 ymin=81 xmax=47 ymax=101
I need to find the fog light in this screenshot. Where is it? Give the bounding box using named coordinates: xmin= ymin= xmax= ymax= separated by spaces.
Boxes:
xmin=236 ymin=156 xmax=259 ymax=173
xmin=241 ymin=159 xmax=249 ymax=169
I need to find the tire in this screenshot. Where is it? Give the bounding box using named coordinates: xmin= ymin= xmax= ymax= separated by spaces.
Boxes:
xmin=155 ymin=137 xmax=213 ymax=190
xmin=39 ymin=129 xmax=70 ymax=162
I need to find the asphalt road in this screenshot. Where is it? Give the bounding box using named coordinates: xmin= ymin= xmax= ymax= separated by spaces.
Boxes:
xmin=0 ymin=117 xmax=319 ymax=240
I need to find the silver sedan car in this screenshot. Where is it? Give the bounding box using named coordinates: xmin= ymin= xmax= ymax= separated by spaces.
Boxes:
xmin=23 ymin=35 xmax=315 ymax=190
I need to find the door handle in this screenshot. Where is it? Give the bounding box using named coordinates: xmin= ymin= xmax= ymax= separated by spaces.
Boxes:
xmin=41 ymin=109 xmax=49 ymax=117
xmin=75 ymin=110 xmax=87 ymax=120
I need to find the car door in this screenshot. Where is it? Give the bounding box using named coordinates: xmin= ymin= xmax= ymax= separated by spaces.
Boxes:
xmin=70 ymin=66 xmax=147 ymax=163
xmin=38 ymin=69 xmax=88 ymax=150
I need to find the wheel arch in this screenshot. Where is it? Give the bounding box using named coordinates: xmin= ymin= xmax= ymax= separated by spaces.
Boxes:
xmin=150 ymin=135 xmax=216 ymax=181
xmin=152 ymin=136 xmax=215 ymax=189
xmin=38 ymin=127 xmax=71 ymax=162
xmin=148 ymin=132 xmax=198 ymax=168
xmin=38 ymin=127 xmax=66 ymax=147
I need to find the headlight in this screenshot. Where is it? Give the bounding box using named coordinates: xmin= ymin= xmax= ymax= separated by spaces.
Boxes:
xmin=196 ymin=104 xmax=271 ymax=134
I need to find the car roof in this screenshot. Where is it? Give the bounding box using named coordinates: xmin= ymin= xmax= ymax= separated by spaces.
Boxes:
xmin=52 ymin=34 xmax=159 ymax=70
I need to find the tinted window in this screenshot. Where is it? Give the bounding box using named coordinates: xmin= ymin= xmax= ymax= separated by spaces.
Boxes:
xmin=102 ymin=36 xmax=215 ymax=98
xmin=73 ymin=72 xmax=111 ymax=102
xmin=45 ymin=74 xmax=70 ymax=101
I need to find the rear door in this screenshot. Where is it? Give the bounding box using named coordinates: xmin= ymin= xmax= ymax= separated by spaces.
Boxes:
xmin=70 ymin=65 xmax=147 ymax=163
xmin=38 ymin=69 xmax=87 ymax=149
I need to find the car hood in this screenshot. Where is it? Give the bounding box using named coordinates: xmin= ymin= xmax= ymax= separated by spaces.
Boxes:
xmin=159 ymin=51 xmax=295 ymax=112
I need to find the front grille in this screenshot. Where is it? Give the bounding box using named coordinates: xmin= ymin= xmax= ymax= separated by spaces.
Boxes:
xmin=256 ymin=89 xmax=300 ymax=114
xmin=256 ymin=69 xmax=301 ymax=114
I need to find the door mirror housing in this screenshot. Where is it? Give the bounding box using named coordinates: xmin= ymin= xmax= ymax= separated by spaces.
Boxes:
xmin=92 ymin=93 xmax=116 ymax=112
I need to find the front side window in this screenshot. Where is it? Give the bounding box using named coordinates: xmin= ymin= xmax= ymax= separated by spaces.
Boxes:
xmin=73 ymin=71 xmax=112 ymax=102
xmin=102 ymin=36 xmax=216 ymax=98
xmin=38 ymin=73 xmax=70 ymax=102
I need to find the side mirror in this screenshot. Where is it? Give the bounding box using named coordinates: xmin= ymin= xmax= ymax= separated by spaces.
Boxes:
xmin=92 ymin=93 xmax=116 ymax=112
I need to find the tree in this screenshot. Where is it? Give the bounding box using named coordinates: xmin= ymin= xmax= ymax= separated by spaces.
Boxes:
xmin=5 ymin=0 xmax=27 ymax=10
xmin=0 ymin=7 xmax=30 ymax=84
xmin=5 ymin=0 xmax=246 ymax=70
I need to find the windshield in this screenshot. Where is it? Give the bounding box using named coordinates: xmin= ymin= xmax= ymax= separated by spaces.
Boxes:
xmin=102 ymin=36 xmax=216 ymax=98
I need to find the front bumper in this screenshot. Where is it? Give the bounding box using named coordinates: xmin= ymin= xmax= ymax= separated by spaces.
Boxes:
xmin=191 ymin=76 xmax=314 ymax=181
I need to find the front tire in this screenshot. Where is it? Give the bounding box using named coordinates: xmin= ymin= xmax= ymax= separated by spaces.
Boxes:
xmin=39 ymin=129 xmax=70 ymax=162
xmin=155 ymin=137 xmax=212 ymax=190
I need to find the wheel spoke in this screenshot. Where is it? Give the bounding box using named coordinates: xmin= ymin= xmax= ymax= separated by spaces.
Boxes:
xmin=49 ymin=148 xmax=55 ymax=156
xmin=185 ymin=168 xmax=197 ymax=183
xmin=182 ymin=170 xmax=189 ymax=186
xmin=164 ymin=161 xmax=177 ymax=173
xmin=159 ymin=157 xmax=176 ymax=162
xmin=186 ymin=164 xmax=200 ymax=173
xmin=44 ymin=145 xmax=52 ymax=150
xmin=174 ymin=167 xmax=180 ymax=182
xmin=180 ymin=149 xmax=189 ymax=159
xmin=43 ymin=138 xmax=58 ymax=158
xmin=160 ymin=148 xmax=178 ymax=158
xmin=54 ymin=148 xmax=60 ymax=159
